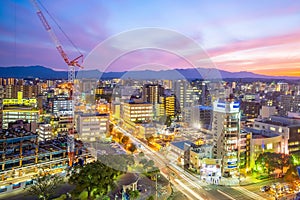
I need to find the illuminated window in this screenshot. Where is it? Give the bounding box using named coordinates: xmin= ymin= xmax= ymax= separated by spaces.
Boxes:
xmin=266 ymin=143 xmax=273 ymax=150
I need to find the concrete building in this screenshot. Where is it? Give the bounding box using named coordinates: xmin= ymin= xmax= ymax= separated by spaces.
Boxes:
xmin=2 ymin=106 xmax=39 ymax=129
xmin=253 ymin=115 xmax=300 ymax=154
xmin=260 ymin=106 xmax=277 ymax=119
xmin=190 ymin=105 xmax=212 ymax=130
xmin=279 ymin=95 xmax=300 ymax=116
xmin=189 ymin=144 xmax=213 ymax=172
xmin=38 ymin=123 xmax=53 ymax=142
xmin=0 ymin=128 xmax=92 ymax=194
xmin=112 ymin=102 xmax=121 ymax=120
xmin=161 ymin=95 xmax=175 ymax=117
xmin=240 ymin=101 xmax=261 ymax=119
xmin=8 ymin=120 xmax=37 ymax=134
xmin=244 ymin=128 xmax=284 ymax=169
xmin=52 ymin=95 xmax=73 ymax=114
xmin=138 ymin=123 xmax=156 ymax=139
xmin=51 ymin=113 xmax=73 ymax=135
xmin=170 ymin=140 xmax=193 ymax=157
xmin=172 ymin=80 xmax=196 ymax=122
xmin=3 ymin=84 xmax=41 ymax=99
xmin=76 ymin=113 xmax=109 ymax=142
xmin=142 ymin=84 xmax=164 ymax=104
xmin=122 ymin=101 xmax=153 ymax=124
xmin=2 ymin=91 xmax=37 ymax=107
xmin=0 ymin=86 xmax=3 ymax=130
xmin=212 ymin=100 xmax=241 ymax=176
xmin=276 ymin=82 xmax=289 ymax=93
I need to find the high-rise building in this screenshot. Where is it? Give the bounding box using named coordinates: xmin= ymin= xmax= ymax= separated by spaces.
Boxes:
xmin=52 ymin=95 xmax=73 ymax=114
xmin=160 ymin=95 xmax=175 ymax=117
xmin=4 ymin=82 xmax=41 ymax=99
xmin=276 ymin=82 xmax=289 ymax=93
xmin=142 ymin=84 xmax=164 ymax=104
xmin=172 ymin=80 xmax=196 ymax=122
xmin=212 ymin=100 xmax=241 ymax=176
xmin=0 ymin=86 xmax=3 ymax=130
xmin=190 ymin=105 xmax=212 ymax=130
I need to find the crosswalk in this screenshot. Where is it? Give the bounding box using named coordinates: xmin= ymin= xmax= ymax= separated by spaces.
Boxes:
xmin=232 ymin=186 xmax=266 ymax=200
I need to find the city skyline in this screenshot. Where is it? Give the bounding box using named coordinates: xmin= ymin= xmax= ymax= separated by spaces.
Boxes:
xmin=1 ymin=0 xmax=300 ymax=76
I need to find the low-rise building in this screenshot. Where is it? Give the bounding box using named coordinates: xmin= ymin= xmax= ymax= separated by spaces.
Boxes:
xmin=76 ymin=113 xmax=109 ymax=142
xmin=253 ymin=115 xmax=300 ymax=154
xmin=245 ymin=128 xmax=284 ymax=169
xmin=138 ymin=123 xmax=156 ymax=139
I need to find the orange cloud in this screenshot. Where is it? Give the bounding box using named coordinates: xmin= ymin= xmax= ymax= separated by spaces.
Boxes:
xmin=206 ymin=29 xmax=300 ymax=76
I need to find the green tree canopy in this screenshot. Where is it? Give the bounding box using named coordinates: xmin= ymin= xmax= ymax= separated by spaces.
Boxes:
xmin=97 ymin=154 xmax=135 ymax=172
xmin=26 ymin=170 xmax=63 ymax=200
xmin=68 ymin=161 xmax=122 ymax=200
xmin=128 ymin=190 xmax=140 ymax=200
xmin=255 ymin=152 xmax=290 ymax=174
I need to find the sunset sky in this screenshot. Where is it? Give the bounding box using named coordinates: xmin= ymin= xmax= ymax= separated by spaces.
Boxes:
xmin=1 ymin=0 xmax=300 ymax=76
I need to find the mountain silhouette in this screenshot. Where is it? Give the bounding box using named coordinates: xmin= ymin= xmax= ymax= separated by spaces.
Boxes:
xmin=0 ymin=65 xmax=298 ymax=80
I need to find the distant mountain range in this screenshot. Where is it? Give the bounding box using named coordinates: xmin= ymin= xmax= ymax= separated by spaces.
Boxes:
xmin=0 ymin=65 xmax=299 ymax=81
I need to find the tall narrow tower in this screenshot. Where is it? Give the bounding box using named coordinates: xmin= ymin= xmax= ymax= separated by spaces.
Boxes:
xmin=212 ymin=99 xmax=241 ymax=177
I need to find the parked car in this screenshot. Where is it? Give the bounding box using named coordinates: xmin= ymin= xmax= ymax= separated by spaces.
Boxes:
xmin=260 ymin=185 xmax=271 ymax=192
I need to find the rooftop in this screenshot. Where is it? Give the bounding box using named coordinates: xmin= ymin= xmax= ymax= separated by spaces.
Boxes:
xmin=0 ymin=128 xmax=38 ymax=140
xmin=171 ymin=140 xmax=193 ymax=150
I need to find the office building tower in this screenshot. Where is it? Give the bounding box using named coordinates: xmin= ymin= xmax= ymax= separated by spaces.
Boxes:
xmin=142 ymin=84 xmax=164 ymax=104
xmin=212 ymin=99 xmax=241 ymax=176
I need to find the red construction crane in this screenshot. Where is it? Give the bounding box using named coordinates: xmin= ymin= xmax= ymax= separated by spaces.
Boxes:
xmin=31 ymin=0 xmax=83 ymax=166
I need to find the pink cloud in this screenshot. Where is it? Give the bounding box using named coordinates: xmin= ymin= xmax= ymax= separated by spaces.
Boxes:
xmin=207 ymin=29 xmax=300 ymax=57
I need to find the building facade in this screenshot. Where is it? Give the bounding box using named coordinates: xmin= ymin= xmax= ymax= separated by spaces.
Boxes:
xmin=212 ymin=100 xmax=241 ymax=176
xmin=76 ymin=113 xmax=109 ymax=142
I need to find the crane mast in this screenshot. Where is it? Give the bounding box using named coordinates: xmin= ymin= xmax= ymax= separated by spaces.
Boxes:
xmin=32 ymin=0 xmax=83 ymax=166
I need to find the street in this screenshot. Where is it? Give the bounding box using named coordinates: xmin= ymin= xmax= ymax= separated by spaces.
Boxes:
xmin=114 ymin=124 xmax=269 ymax=200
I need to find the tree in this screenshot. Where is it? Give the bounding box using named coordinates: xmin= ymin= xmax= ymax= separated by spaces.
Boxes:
xmin=147 ymin=136 xmax=154 ymax=144
xmin=121 ymin=136 xmax=130 ymax=145
xmin=115 ymin=131 xmax=123 ymax=142
xmin=68 ymin=161 xmax=122 ymax=200
xmin=165 ymin=116 xmax=172 ymax=127
xmin=26 ymin=171 xmax=63 ymax=200
xmin=138 ymin=152 xmax=145 ymax=158
xmin=97 ymin=154 xmax=135 ymax=173
xmin=128 ymin=143 xmax=137 ymax=154
xmin=146 ymin=196 xmax=155 ymax=200
xmin=128 ymin=190 xmax=140 ymax=200
xmin=108 ymin=124 xmax=114 ymax=133
xmin=284 ymin=166 xmax=298 ymax=183
xmin=255 ymin=152 xmax=290 ymax=175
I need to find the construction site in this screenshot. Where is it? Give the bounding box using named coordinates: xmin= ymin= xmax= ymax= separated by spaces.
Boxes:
xmin=0 ymin=126 xmax=93 ymax=193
